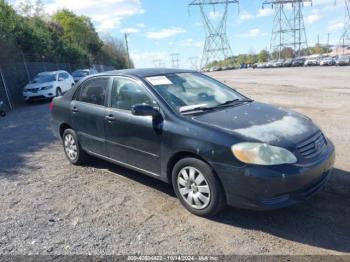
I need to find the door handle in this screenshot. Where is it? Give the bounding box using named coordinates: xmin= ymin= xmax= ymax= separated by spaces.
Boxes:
xmin=72 ymin=107 xmax=78 ymax=113
xmin=105 ymin=115 xmax=116 ymax=121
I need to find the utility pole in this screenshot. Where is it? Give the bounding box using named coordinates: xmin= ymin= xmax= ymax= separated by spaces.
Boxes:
xmin=124 ymin=33 xmax=130 ymax=69
xmin=189 ymin=0 xmax=239 ymax=69
xmin=327 ymin=32 xmax=330 ymax=49
xmin=263 ymin=0 xmax=312 ymax=59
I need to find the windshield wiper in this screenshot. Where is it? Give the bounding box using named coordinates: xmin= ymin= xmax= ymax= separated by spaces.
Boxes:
xmin=215 ymin=98 xmax=253 ymax=108
xmin=180 ymin=106 xmax=216 ymax=114
xmin=180 ymin=99 xmax=253 ymax=114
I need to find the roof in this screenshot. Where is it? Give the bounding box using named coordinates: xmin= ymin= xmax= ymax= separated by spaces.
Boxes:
xmin=38 ymin=70 xmax=66 ymax=74
xmin=101 ymin=68 xmax=196 ymax=78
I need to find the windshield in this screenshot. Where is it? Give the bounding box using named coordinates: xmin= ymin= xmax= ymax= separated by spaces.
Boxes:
xmin=72 ymin=70 xmax=89 ymax=77
xmin=145 ymin=73 xmax=247 ymax=113
xmin=32 ymin=73 xmax=56 ymax=83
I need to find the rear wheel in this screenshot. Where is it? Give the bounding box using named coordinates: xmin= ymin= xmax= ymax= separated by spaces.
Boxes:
xmin=172 ymin=157 xmax=226 ymax=217
xmin=62 ymin=129 xmax=87 ymax=165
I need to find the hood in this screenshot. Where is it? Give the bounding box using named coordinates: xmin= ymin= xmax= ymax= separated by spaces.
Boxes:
xmin=25 ymin=81 xmax=55 ymax=89
xmin=191 ymin=101 xmax=319 ymax=148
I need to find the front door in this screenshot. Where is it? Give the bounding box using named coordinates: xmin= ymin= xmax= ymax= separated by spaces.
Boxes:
xmin=71 ymin=77 xmax=110 ymax=155
xmin=58 ymin=72 xmax=69 ymax=92
xmin=105 ymin=76 xmax=162 ymax=175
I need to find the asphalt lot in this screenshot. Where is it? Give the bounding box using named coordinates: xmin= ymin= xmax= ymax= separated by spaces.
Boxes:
xmin=0 ymin=67 xmax=350 ymax=255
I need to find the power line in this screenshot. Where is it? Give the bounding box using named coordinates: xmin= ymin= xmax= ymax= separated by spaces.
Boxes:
xmin=262 ymin=0 xmax=312 ymax=59
xmin=189 ymin=0 xmax=239 ymax=69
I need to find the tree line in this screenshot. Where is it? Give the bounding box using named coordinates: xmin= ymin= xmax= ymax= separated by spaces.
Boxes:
xmin=0 ymin=0 xmax=132 ymax=69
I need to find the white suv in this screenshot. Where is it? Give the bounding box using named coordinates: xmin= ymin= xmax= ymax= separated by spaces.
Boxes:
xmin=23 ymin=70 xmax=74 ymax=102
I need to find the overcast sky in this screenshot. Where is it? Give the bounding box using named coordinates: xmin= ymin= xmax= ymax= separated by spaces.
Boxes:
xmin=10 ymin=0 xmax=348 ymax=68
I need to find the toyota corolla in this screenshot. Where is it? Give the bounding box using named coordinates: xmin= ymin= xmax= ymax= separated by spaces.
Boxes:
xmin=50 ymin=68 xmax=335 ymax=217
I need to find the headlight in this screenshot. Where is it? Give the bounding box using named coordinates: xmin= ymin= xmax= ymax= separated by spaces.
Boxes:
xmin=41 ymin=86 xmax=53 ymax=90
xmin=231 ymin=142 xmax=297 ymax=165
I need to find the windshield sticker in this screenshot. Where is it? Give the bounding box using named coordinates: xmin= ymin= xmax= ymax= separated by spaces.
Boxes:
xmin=146 ymin=76 xmax=173 ymax=86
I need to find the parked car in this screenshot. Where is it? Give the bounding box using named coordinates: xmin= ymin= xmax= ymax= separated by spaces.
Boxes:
xmin=292 ymin=58 xmax=305 ymax=67
xmin=320 ymin=57 xmax=336 ymax=66
xmin=274 ymin=59 xmax=285 ymax=67
xmin=51 ymin=68 xmax=335 ymax=217
xmin=261 ymin=62 xmax=269 ymax=68
xmin=72 ymin=68 xmax=98 ymax=83
xmin=304 ymin=58 xmax=319 ymax=66
xmin=283 ymin=59 xmax=293 ymax=67
xmin=336 ymin=55 xmax=350 ymax=66
xmin=266 ymin=61 xmax=275 ymax=68
xmin=0 ymin=100 xmax=6 ymax=117
xmin=23 ymin=70 xmax=74 ymax=102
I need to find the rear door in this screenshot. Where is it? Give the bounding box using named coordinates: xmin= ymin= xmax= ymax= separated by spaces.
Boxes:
xmin=71 ymin=76 xmax=111 ymax=155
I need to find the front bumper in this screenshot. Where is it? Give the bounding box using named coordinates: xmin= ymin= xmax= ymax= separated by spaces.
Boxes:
xmin=213 ymin=141 xmax=335 ymax=210
xmin=23 ymin=90 xmax=56 ymax=101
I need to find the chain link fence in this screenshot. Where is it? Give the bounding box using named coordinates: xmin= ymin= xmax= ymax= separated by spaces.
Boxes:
xmin=0 ymin=56 xmax=115 ymax=111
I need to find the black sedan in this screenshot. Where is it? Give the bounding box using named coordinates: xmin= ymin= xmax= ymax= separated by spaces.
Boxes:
xmin=50 ymin=68 xmax=335 ymax=217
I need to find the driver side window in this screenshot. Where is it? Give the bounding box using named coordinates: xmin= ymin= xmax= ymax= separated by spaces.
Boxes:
xmin=111 ymin=77 xmax=156 ymax=111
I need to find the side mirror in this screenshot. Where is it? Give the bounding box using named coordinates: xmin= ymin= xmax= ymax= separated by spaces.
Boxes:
xmin=132 ymin=104 xmax=159 ymax=117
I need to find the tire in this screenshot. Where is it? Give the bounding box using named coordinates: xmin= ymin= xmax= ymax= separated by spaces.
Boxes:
xmin=62 ymin=128 xmax=87 ymax=165
xmin=0 ymin=111 xmax=5 ymax=117
xmin=172 ymin=157 xmax=226 ymax=217
xmin=56 ymin=87 xmax=62 ymax=97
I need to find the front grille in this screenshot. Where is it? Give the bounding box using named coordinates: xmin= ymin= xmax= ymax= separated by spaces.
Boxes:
xmin=28 ymin=95 xmax=46 ymax=100
xmin=27 ymin=88 xmax=39 ymax=92
xmin=297 ymin=132 xmax=327 ymax=159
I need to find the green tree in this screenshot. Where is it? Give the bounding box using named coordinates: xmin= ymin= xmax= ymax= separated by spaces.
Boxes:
xmin=308 ymin=44 xmax=331 ymax=55
xmin=257 ymin=50 xmax=269 ymax=63
xmin=97 ymin=36 xmax=131 ymax=69
xmin=16 ymin=0 xmax=44 ymax=17
xmin=0 ymin=1 xmax=130 ymax=68
xmin=53 ymin=9 xmax=103 ymax=61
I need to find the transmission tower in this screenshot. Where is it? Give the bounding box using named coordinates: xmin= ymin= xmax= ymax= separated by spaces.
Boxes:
xmin=263 ymin=0 xmax=312 ymax=59
xmin=189 ymin=0 xmax=239 ymax=69
xmin=153 ymin=59 xmax=164 ymax=68
xmin=170 ymin=53 xmax=180 ymax=68
xmin=340 ymin=0 xmax=350 ymax=50
xmin=189 ymin=56 xmax=200 ymax=70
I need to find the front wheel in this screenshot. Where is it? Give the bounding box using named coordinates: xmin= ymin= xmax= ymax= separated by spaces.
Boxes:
xmin=172 ymin=157 xmax=226 ymax=217
xmin=56 ymin=88 xmax=62 ymax=97
xmin=0 ymin=111 xmax=6 ymax=117
xmin=62 ymin=129 xmax=87 ymax=165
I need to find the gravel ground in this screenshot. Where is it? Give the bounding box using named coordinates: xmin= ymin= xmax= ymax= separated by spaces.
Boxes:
xmin=0 ymin=67 xmax=350 ymax=256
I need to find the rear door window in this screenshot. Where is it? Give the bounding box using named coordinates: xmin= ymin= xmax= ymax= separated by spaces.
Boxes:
xmin=78 ymin=77 xmax=110 ymax=106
